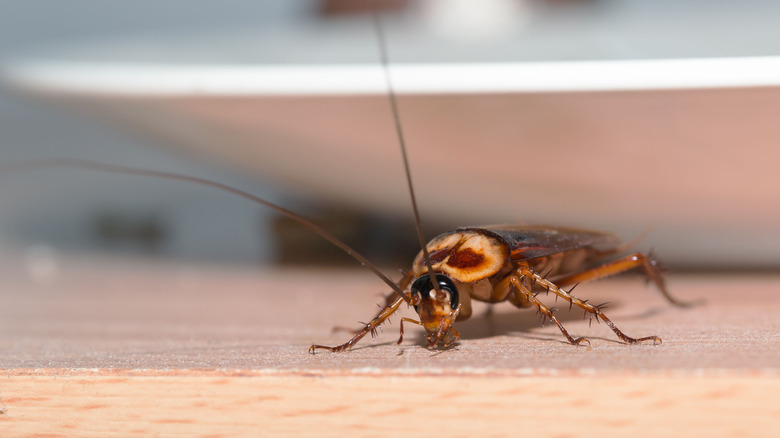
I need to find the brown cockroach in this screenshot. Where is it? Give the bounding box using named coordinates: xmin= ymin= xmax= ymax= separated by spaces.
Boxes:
xmin=2 ymin=12 xmax=692 ymax=354
xmin=310 ymin=225 xmax=691 ymax=352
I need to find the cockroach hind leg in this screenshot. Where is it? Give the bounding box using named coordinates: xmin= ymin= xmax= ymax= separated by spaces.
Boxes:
xmin=553 ymin=252 xmax=701 ymax=308
xmin=641 ymin=253 xmax=703 ymax=308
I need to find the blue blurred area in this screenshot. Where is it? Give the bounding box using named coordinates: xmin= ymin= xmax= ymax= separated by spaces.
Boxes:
xmin=0 ymin=1 xmax=317 ymax=263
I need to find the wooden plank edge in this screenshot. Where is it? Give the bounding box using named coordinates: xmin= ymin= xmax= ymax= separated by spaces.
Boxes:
xmin=1 ymin=373 xmax=778 ymax=438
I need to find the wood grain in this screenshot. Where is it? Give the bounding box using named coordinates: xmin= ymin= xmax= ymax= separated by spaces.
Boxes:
xmin=2 ymin=373 xmax=778 ymax=438
xmin=0 ymin=254 xmax=778 ymax=436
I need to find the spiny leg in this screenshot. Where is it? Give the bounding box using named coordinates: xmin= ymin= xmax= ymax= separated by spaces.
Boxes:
xmin=331 ymin=270 xmax=415 ymax=335
xmin=509 ymin=276 xmax=590 ymax=346
xmin=518 ymin=266 xmax=662 ymax=345
xmin=554 ymin=252 xmax=696 ymax=307
xmin=309 ymin=294 xmax=406 ymax=353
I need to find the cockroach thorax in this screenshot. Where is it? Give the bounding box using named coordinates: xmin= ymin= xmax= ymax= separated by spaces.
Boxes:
xmin=412 ymin=229 xmax=509 ymax=283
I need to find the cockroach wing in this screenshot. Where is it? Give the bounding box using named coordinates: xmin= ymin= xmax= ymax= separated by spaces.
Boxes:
xmin=476 ymin=225 xmax=621 ymax=262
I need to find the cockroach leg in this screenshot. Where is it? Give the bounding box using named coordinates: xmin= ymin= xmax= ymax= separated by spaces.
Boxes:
xmin=518 ymin=266 xmax=662 ymax=345
xmin=397 ymin=317 xmax=422 ymax=345
xmin=554 ymin=252 xmax=697 ymax=307
xmin=309 ymin=294 xmax=407 ymax=353
xmin=428 ymin=305 xmax=461 ymax=348
xmin=442 ymin=327 xmax=460 ymax=349
xmin=509 ymin=276 xmax=591 ymax=346
xmin=329 ymin=270 xmax=415 ymax=335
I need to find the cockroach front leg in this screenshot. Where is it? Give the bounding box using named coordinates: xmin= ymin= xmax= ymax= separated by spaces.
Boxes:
xmin=397 ymin=306 xmax=461 ymax=348
xmin=518 ymin=266 xmax=662 ymax=345
xmin=397 ymin=317 xmax=422 ymax=345
xmin=309 ymin=294 xmax=406 ymax=353
xmin=331 ymin=270 xmax=416 ymax=335
xmin=430 ymin=305 xmax=462 ymax=348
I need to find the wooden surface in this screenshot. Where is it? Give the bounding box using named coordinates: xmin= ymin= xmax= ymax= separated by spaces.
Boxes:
xmin=0 ymin=253 xmax=778 ymax=437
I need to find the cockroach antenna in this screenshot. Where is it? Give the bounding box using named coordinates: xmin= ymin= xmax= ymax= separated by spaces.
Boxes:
xmin=371 ymin=10 xmax=442 ymax=296
xmin=0 ymin=158 xmax=412 ymax=305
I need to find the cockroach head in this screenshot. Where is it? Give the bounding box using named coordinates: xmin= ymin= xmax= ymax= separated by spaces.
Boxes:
xmin=410 ymin=273 xmax=460 ymax=348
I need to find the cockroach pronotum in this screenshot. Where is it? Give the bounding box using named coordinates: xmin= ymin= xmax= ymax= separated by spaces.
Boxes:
xmin=2 ymin=12 xmax=693 ymax=354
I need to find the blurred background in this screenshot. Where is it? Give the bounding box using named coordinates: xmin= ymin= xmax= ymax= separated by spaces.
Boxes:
xmin=1 ymin=0 xmax=780 ymax=277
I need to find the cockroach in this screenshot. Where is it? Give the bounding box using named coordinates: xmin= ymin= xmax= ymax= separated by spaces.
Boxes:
xmin=310 ymin=225 xmax=692 ymax=352
xmin=1 ymin=12 xmax=692 ymax=354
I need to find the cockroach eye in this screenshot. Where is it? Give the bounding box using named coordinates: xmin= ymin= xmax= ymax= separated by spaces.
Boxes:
xmin=410 ymin=274 xmax=459 ymax=311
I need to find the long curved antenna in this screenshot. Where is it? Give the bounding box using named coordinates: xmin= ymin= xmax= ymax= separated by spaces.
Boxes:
xmin=372 ymin=12 xmax=440 ymax=293
xmin=0 ymin=158 xmax=411 ymax=304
